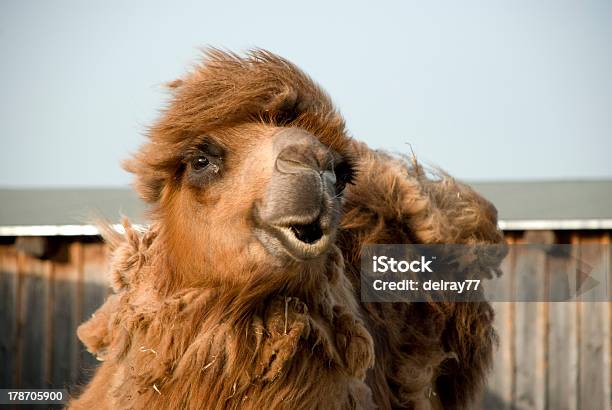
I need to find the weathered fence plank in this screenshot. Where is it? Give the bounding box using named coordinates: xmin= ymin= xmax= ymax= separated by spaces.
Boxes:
xmin=50 ymin=242 xmax=82 ymax=390
xmin=0 ymin=245 xmax=18 ymax=388
xmin=546 ymin=234 xmax=579 ymax=410
xmin=77 ymin=242 xmax=110 ymax=385
xmin=43 ymin=259 xmax=54 ymax=386
xmin=485 ymin=236 xmax=515 ymax=410
xmin=17 ymin=252 xmax=48 ymax=388
xmin=577 ymin=235 xmax=611 ymax=410
xmin=513 ymin=234 xmax=547 ymax=410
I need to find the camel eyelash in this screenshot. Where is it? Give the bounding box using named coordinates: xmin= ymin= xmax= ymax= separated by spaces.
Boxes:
xmin=334 ymin=157 xmax=357 ymax=186
xmin=183 ymin=139 xmax=226 ymax=159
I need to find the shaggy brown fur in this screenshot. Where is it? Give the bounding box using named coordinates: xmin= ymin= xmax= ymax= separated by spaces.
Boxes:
xmin=70 ymin=50 xmax=505 ymax=410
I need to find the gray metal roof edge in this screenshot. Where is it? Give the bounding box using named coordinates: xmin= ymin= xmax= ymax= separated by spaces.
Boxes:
xmin=1 ymin=218 xmax=612 ymax=237
xmin=0 ymin=223 xmax=146 ymax=237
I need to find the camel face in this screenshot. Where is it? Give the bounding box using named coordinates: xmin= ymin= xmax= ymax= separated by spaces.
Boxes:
xmin=253 ymin=127 xmax=353 ymax=261
xmin=152 ymin=123 xmax=354 ymax=288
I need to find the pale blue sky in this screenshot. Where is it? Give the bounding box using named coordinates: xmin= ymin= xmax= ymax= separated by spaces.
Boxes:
xmin=1 ymin=0 xmax=611 ymax=187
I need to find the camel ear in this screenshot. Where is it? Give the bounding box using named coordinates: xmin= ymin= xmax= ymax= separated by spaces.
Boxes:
xmin=122 ymin=157 xmax=166 ymax=204
xmin=263 ymin=86 xmax=315 ymax=126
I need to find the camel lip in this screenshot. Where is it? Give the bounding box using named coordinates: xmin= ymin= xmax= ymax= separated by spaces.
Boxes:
xmin=253 ymin=221 xmax=335 ymax=261
xmin=276 ymin=225 xmax=332 ymax=258
xmin=252 ymin=204 xmax=336 ymax=260
xmin=277 ymin=227 xmax=331 ymax=253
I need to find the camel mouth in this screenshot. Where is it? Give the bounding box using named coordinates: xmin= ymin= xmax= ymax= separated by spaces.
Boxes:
xmin=288 ymin=221 xmax=324 ymax=244
xmin=274 ymin=219 xmax=332 ymax=260
xmin=253 ymin=208 xmax=335 ymax=261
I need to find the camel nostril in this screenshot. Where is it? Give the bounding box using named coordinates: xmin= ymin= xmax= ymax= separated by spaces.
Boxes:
xmin=289 ymin=221 xmax=323 ymax=244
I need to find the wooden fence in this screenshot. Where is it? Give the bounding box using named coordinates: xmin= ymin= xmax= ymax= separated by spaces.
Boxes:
xmin=0 ymin=239 xmax=109 ymax=394
xmin=0 ymin=232 xmax=610 ymax=409
xmin=481 ymin=231 xmax=611 ymax=410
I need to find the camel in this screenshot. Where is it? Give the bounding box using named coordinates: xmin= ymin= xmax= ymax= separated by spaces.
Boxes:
xmin=70 ymin=49 xmax=505 ymax=410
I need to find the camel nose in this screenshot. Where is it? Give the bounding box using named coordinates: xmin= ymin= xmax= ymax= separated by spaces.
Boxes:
xmin=274 ymin=129 xmax=337 ymax=186
xmin=256 ymin=128 xmax=338 ymax=228
xmin=253 ymin=128 xmax=344 ymax=260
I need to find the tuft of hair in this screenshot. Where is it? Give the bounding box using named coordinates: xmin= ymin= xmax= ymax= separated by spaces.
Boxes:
xmin=91 ymin=216 xmax=125 ymax=252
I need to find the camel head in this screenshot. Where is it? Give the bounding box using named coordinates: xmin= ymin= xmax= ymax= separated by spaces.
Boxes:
xmin=124 ymin=50 xmax=355 ymax=292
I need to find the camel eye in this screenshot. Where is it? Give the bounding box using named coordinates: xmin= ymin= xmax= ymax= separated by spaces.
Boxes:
xmin=183 ymin=141 xmax=224 ymax=186
xmin=191 ymin=156 xmax=210 ymax=170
